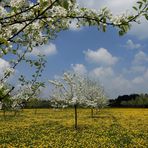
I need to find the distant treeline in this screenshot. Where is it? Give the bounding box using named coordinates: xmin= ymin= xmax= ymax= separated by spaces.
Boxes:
xmin=22 ymin=99 xmax=51 ymax=109
xmin=21 ymin=94 xmax=148 ymax=109
xmin=109 ymin=94 xmax=148 ymax=108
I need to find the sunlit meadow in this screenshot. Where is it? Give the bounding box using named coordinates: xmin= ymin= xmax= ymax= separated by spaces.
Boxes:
xmin=0 ymin=108 xmax=148 ymax=147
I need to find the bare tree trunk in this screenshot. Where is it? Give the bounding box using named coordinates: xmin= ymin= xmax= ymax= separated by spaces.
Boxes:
xmin=91 ymin=108 xmax=94 ymax=118
xmin=3 ymin=110 xmax=6 ymax=120
xmin=74 ymin=104 xmax=78 ymax=130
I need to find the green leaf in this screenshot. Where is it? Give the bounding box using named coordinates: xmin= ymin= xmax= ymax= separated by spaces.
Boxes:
xmin=137 ymin=1 xmax=143 ymax=9
xmin=139 ymin=3 xmax=143 ymax=9
xmin=34 ymin=62 xmax=40 ymax=66
xmin=102 ymin=25 xmax=106 ymax=32
xmin=12 ymin=50 xmax=17 ymax=54
xmin=133 ymin=6 xmax=138 ymax=11
xmin=1 ymin=49 xmax=7 ymax=55
xmin=0 ymin=37 xmax=9 ymax=46
xmin=58 ymin=0 xmax=69 ymax=10
xmin=137 ymin=1 xmax=143 ymax=5
xmin=144 ymin=14 xmax=148 ymax=20
xmin=119 ymin=30 xmax=125 ymax=36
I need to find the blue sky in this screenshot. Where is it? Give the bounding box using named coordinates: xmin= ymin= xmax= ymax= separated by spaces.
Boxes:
xmin=42 ymin=26 xmax=148 ymax=98
xmin=0 ymin=0 xmax=148 ymax=98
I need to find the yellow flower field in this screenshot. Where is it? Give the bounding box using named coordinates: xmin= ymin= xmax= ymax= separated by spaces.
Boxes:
xmin=0 ymin=108 xmax=148 ymax=148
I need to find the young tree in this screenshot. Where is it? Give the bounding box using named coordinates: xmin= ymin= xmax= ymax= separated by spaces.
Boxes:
xmin=0 ymin=54 xmax=46 ymax=116
xmin=83 ymin=77 xmax=108 ymax=118
xmin=49 ymin=87 xmax=68 ymax=109
xmin=49 ymin=72 xmax=107 ymax=128
xmin=49 ymin=72 xmax=86 ymax=129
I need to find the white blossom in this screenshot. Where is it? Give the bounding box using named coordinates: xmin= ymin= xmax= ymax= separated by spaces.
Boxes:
xmin=49 ymin=72 xmax=107 ymax=108
xmin=0 ymin=6 xmax=7 ymax=17
xmin=10 ymin=0 xmax=29 ymax=8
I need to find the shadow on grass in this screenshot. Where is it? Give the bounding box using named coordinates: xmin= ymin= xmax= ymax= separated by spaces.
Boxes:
xmin=0 ymin=111 xmax=26 ymax=121
xmin=86 ymin=115 xmax=111 ymax=119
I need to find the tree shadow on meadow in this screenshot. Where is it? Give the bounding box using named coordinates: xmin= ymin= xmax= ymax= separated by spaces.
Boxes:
xmin=0 ymin=111 xmax=26 ymax=121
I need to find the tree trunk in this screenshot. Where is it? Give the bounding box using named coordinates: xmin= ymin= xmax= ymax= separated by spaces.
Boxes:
xmin=74 ymin=104 xmax=78 ymax=129
xmin=91 ymin=108 xmax=93 ymax=118
xmin=3 ymin=110 xmax=6 ymax=120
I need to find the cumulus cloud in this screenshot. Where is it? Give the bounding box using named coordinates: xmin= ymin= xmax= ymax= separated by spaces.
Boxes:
xmin=131 ymin=68 xmax=148 ymax=91
xmin=131 ymin=65 xmax=146 ymax=73
xmin=88 ymin=65 xmax=148 ymax=98
xmin=77 ymin=0 xmax=137 ymax=14
xmin=0 ymin=58 xmax=10 ymax=70
xmin=0 ymin=58 xmax=10 ymax=77
xmin=71 ymin=64 xmax=87 ymax=75
xmin=30 ymin=43 xmax=57 ymax=56
xmin=90 ymin=67 xmax=114 ymax=78
xmin=125 ymin=39 xmax=141 ymax=50
xmin=129 ymin=18 xmax=148 ymax=40
xmin=89 ymin=67 xmax=134 ymax=98
xmin=132 ymin=76 xmax=144 ymax=84
xmin=144 ymin=69 xmax=148 ymax=79
xmin=133 ymin=51 xmax=148 ymax=65
xmin=84 ymin=48 xmax=118 ymax=66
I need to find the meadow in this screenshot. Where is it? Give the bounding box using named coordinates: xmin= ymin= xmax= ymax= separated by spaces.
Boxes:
xmin=0 ymin=108 xmax=148 ymax=148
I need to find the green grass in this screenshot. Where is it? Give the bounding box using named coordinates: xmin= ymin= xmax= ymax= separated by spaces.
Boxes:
xmin=0 ymin=108 xmax=148 ymax=147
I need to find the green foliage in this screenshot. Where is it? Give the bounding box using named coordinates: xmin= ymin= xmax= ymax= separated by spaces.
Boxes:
xmin=18 ymin=54 xmax=46 ymax=100
xmin=0 ymin=84 xmax=13 ymax=111
xmin=27 ymin=98 xmax=40 ymax=109
xmin=121 ymin=94 xmax=148 ymax=107
xmin=132 ymin=0 xmax=148 ymax=22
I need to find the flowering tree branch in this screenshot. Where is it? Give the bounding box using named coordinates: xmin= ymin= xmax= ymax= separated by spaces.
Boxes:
xmin=0 ymin=0 xmax=148 ymax=56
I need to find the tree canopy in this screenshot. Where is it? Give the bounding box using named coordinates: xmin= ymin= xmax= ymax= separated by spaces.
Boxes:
xmin=0 ymin=0 xmax=148 ymax=57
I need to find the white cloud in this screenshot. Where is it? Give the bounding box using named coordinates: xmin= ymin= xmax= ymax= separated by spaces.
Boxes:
xmin=132 ymin=76 xmax=144 ymax=84
xmin=131 ymin=65 xmax=146 ymax=73
xmin=129 ymin=18 xmax=148 ymax=40
xmin=114 ymin=69 xmax=148 ymax=97
xmin=144 ymin=69 xmax=148 ymax=79
xmin=0 ymin=58 xmax=10 ymax=70
xmin=111 ymin=75 xmax=132 ymax=92
xmin=125 ymin=39 xmax=141 ymax=49
xmin=133 ymin=51 xmax=148 ymax=65
xmin=30 ymin=43 xmax=57 ymax=56
xmin=88 ymin=65 xmax=148 ymax=98
xmin=77 ymin=0 xmax=137 ymax=14
xmin=89 ymin=67 xmax=134 ymax=98
xmin=0 ymin=58 xmax=10 ymax=77
xmin=71 ymin=64 xmax=87 ymax=75
xmin=131 ymin=68 xmax=148 ymax=90
xmin=90 ymin=67 xmax=114 ymax=78
xmin=84 ymin=48 xmax=118 ymax=66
